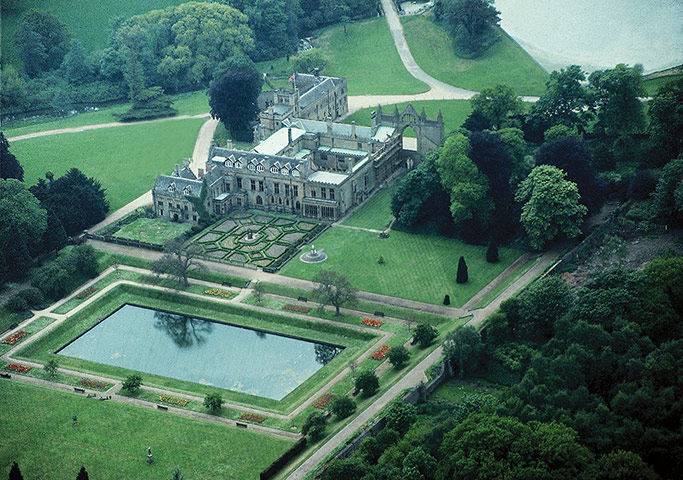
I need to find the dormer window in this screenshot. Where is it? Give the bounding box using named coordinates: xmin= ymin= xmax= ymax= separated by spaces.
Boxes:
xmin=292 ymin=168 xmax=300 ymax=177
xmin=270 ymin=165 xmax=279 ymax=174
xmin=234 ymin=160 xmax=242 ymax=169
xmin=168 ymin=183 xmax=175 ymax=192
xmin=183 ymin=186 xmax=190 ymax=195
xmin=224 ymin=159 xmax=233 ymax=168
xmin=248 ymin=163 xmax=255 ymax=171
xmin=257 ymin=164 xmax=265 ymax=172
xmin=281 ymin=168 xmax=289 ymax=176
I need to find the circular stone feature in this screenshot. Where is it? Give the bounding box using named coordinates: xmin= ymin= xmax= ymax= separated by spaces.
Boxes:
xmin=239 ymin=230 xmax=262 ymax=244
xmin=300 ymin=244 xmax=327 ymax=263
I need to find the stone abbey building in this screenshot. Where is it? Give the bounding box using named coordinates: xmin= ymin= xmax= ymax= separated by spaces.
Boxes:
xmin=153 ymin=73 xmax=443 ymax=224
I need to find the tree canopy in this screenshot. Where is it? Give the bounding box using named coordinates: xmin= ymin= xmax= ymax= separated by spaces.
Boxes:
xmin=528 ymin=65 xmax=591 ymax=132
xmin=0 ymin=179 xmax=47 ymax=283
xmin=515 ymin=165 xmax=587 ymax=249
xmin=108 ymin=2 xmax=255 ymax=92
xmin=30 ymin=168 xmax=109 ymax=236
xmin=209 ymin=68 xmax=263 ymax=142
xmin=588 ymin=63 xmax=646 ymax=137
xmin=312 ymin=270 xmax=357 ymax=316
xmin=435 ymin=0 xmax=501 ymax=58
xmin=0 ymin=133 xmax=24 ymax=181
xmin=470 ymin=84 xmax=523 ymax=130
xmin=647 ymin=78 xmax=683 ymax=166
xmin=14 ymin=9 xmax=71 ymax=77
xmin=535 ymin=137 xmax=605 ymax=212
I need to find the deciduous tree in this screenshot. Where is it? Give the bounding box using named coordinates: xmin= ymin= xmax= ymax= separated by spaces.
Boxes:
xmin=589 ymin=63 xmax=646 ymax=137
xmin=302 ymin=412 xmax=327 ymax=439
xmin=387 ymin=345 xmax=410 ymax=369
xmin=516 ymin=165 xmax=587 ymax=249
xmin=528 ymin=65 xmax=591 ymax=132
xmin=652 ymin=155 xmax=683 ymax=223
xmin=312 ymin=270 xmax=357 ymax=316
xmin=203 ymin=392 xmax=223 ymax=414
xmin=470 ymin=84 xmax=523 ymax=130
xmin=330 ymin=396 xmax=356 ymax=419
xmin=444 ymin=326 xmax=482 ymax=377
xmin=122 ymin=374 xmax=142 ymax=394
xmin=209 ymin=69 xmax=263 ymax=142
xmin=435 ymin=0 xmax=501 ymax=58
xmin=385 ymin=400 xmax=417 ymax=436
xmin=14 ymin=9 xmax=71 ymax=77
xmin=354 ymin=370 xmax=379 ymax=397
xmin=152 ymin=238 xmax=203 ymax=288
xmin=646 ymin=78 xmax=683 ymax=166
xmin=413 ymin=324 xmax=438 ymax=348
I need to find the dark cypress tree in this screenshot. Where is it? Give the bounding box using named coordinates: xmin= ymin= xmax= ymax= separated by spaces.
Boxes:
xmin=0 ymin=133 xmax=24 ymax=181
xmin=443 ymin=294 xmax=451 ymax=305
xmin=9 ymin=461 xmax=24 ymax=480
xmin=76 ymin=466 xmax=89 ymax=480
xmin=486 ymin=239 xmax=499 ymax=263
xmin=457 ymin=256 xmax=468 ymax=284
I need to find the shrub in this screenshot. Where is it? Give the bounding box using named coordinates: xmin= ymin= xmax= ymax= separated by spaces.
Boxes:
xmin=413 ymin=324 xmax=438 ymax=348
xmin=354 ymin=370 xmax=379 ymax=397
xmin=330 ymin=396 xmax=356 ymax=419
xmin=388 ymin=345 xmax=410 ymax=369
xmin=377 ymin=254 xmax=385 ymax=264
xmin=301 ymin=412 xmax=327 ymax=440
xmin=32 ymin=263 xmax=70 ymax=299
xmin=385 ymin=400 xmax=417 ymax=436
xmin=443 ymin=294 xmax=451 ymax=305
xmin=18 ymin=287 xmax=44 ymax=307
xmin=456 ymin=256 xmax=468 ymax=283
xmin=627 ymin=169 xmax=657 ymax=201
xmin=5 ymin=295 xmax=28 ymax=313
xmin=203 ymin=392 xmax=223 ymax=414
xmin=121 ymin=374 xmax=142 ymax=394
xmin=44 ymin=359 xmax=59 ymax=378
xmin=486 ymin=239 xmax=499 ymax=263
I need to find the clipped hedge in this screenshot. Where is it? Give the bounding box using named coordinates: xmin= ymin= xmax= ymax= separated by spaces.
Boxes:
xmin=260 ymin=437 xmax=307 ymax=480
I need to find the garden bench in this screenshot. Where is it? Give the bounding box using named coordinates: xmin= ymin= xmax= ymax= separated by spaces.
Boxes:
xmin=74 ymin=387 xmax=85 ymax=393
xmin=236 ymin=422 xmax=248 ymax=429
xmin=0 ymin=373 xmax=11 ymax=379
xmin=374 ymin=311 xmax=385 ymax=317
xmin=157 ymin=405 xmax=168 ymax=411
xmin=298 ymin=296 xmax=308 ymax=302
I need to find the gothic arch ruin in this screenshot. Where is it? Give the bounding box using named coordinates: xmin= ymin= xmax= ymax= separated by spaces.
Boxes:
xmin=371 ymin=104 xmax=445 ymax=157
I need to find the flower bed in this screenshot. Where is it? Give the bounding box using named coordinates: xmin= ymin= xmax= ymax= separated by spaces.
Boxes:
xmin=2 ymin=330 xmax=29 ymax=345
xmin=362 ymin=318 xmax=383 ymax=328
xmin=75 ymin=286 xmax=98 ymax=300
xmin=78 ymin=378 xmax=110 ymax=390
xmin=283 ymin=304 xmax=311 ymax=314
xmin=312 ymin=393 xmax=336 ymax=410
xmin=4 ymin=363 xmax=31 ymax=374
xmin=159 ymin=395 xmax=190 ymax=407
xmin=204 ymin=288 xmax=233 ymax=299
xmin=239 ymin=413 xmax=267 ymax=423
xmin=371 ymin=345 xmax=391 ymax=361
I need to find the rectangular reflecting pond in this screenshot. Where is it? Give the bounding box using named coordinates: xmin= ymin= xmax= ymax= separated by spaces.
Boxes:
xmin=57 ymin=304 xmax=343 ymax=400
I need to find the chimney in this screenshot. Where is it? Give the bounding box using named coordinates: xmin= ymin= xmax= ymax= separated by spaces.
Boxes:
xmin=226 ymin=140 xmax=232 ymax=149
xmin=198 ymin=168 xmax=204 ymax=178
xmin=313 ymin=67 xmax=320 ymax=78
xmin=351 ymin=121 xmax=356 ymax=139
xmin=174 ymin=164 xmax=180 ymax=176
xmin=288 ymin=127 xmax=292 ymax=145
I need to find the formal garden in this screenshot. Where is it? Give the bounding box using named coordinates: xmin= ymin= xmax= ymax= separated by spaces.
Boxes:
xmin=190 ymin=210 xmax=325 ymax=268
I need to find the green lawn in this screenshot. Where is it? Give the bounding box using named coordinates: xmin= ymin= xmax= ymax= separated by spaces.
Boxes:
xmin=429 ymin=378 xmax=502 ymax=405
xmin=1 ymin=0 xmax=189 ymax=66
xmin=0 ymin=381 xmax=292 ymax=480
xmin=3 ymin=90 xmax=209 ymax=138
xmin=342 ymin=184 xmax=398 ymax=230
xmin=316 ymin=18 xmax=429 ymax=95
xmin=642 ymin=74 xmax=682 ymax=96
xmin=11 ymin=118 xmax=205 ymax=211
xmin=280 ymin=227 xmax=523 ymax=306
xmin=113 ymin=217 xmax=192 ymax=245
xmin=344 ymin=100 xmax=472 ymax=137
xmin=257 ymin=18 xmax=429 ymax=96
xmin=401 ymin=16 xmax=548 ymax=96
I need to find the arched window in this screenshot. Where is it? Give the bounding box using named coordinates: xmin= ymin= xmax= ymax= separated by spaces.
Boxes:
xmin=256 ymin=196 xmax=263 ymax=205
xmin=270 ymin=196 xmax=274 ymax=204
xmin=278 ymin=197 xmax=282 ymax=205
xmin=295 ymin=201 xmax=300 ymax=210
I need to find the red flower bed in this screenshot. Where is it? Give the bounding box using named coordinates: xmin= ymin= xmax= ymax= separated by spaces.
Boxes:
xmin=75 ymin=286 xmax=98 ymax=300
xmin=362 ymin=318 xmax=382 ymax=328
xmin=2 ymin=330 xmax=29 ymax=345
xmin=371 ymin=345 xmax=391 ymax=361
xmin=4 ymin=363 xmax=31 ymax=373
xmin=239 ymin=413 xmax=267 ymax=423
xmin=78 ymin=378 xmax=110 ymax=390
xmin=283 ymin=304 xmax=311 ymax=314
xmin=313 ymin=393 xmax=336 ymax=409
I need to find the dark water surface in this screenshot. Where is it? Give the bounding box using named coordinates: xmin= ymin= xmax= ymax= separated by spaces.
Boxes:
xmin=58 ymin=304 xmax=343 ymax=400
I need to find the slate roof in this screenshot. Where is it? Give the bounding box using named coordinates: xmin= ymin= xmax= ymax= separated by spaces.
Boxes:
xmin=209 ymin=147 xmax=303 ymax=178
xmin=177 ymin=166 xmax=197 ymax=180
xmin=299 ymin=77 xmax=339 ymax=110
xmin=153 ymin=175 xmax=202 ymax=196
xmin=292 ymin=119 xmax=374 ymax=141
